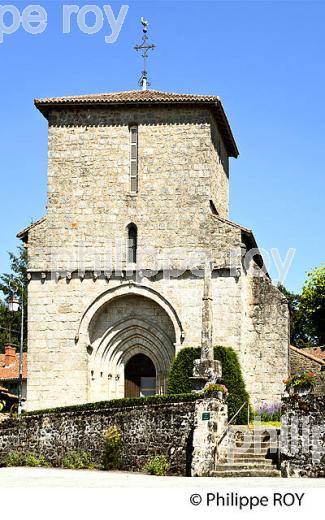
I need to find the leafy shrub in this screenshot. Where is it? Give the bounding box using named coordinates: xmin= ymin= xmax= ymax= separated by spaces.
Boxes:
xmin=4 ymin=452 xmax=21 ymax=467
xmin=24 ymin=453 xmax=46 ymax=467
xmin=0 ymin=399 xmax=6 ymax=412
xmin=143 ymin=455 xmax=170 ymax=476
xmin=62 ymin=450 xmax=95 ymax=470
xmin=254 ymin=402 xmax=281 ymax=422
xmin=103 ymin=426 xmax=122 ymax=470
xmin=5 ymin=451 xmax=49 ymax=467
xmin=167 ymin=346 xmax=250 ymax=424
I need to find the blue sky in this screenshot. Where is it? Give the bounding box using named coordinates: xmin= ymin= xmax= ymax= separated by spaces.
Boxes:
xmin=0 ymin=0 xmax=324 ymax=293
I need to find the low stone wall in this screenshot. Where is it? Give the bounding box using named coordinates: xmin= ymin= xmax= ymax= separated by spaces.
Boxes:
xmin=0 ymin=400 xmax=196 ymax=475
xmin=281 ymin=394 xmax=325 ymax=477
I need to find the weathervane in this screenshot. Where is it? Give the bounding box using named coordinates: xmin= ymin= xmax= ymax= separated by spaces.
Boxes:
xmin=134 ymin=17 xmax=156 ymax=90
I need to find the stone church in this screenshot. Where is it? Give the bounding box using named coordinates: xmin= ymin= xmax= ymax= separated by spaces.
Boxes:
xmin=18 ymin=89 xmax=289 ymax=411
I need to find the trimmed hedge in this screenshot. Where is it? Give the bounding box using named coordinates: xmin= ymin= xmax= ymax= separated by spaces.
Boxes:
xmin=24 ymin=393 xmax=199 ymax=417
xmin=167 ymin=346 xmax=250 ymax=424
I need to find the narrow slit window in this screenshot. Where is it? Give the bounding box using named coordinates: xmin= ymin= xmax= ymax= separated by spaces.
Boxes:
xmin=130 ymin=125 xmax=138 ymax=193
xmin=127 ymin=224 xmax=137 ymax=263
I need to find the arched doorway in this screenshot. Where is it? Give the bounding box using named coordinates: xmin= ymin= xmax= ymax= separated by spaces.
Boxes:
xmin=125 ymin=353 xmax=156 ymax=397
xmin=81 ymin=287 xmax=182 ymax=402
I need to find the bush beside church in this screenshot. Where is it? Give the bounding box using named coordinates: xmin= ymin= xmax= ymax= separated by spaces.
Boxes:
xmin=167 ymin=346 xmax=250 ymax=424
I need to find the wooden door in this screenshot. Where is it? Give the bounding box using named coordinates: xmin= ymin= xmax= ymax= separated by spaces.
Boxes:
xmin=124 ymin=354 xmax=156 ymax=398
xmin=125 ymin=376 xmax=141 ymax=398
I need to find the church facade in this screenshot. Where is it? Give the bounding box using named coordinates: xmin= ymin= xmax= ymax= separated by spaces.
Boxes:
xmin=18 ymin=90 xmax=289 ymax=411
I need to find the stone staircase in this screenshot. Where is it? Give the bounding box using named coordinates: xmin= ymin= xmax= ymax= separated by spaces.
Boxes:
xmin=211 ymin=426 xmax=281 ymax=478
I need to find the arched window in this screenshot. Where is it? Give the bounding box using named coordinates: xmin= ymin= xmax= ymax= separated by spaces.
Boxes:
xmin=127 ymin=224 xmax=137 ymax=263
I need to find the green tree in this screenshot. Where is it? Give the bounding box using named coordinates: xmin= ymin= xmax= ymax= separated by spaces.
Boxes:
xmin=277 ymin=284 xmax=310 ymax=347
xmin=0 ymin=245 xmax=28 ymax=352
xmin=299 ymin=264 xmax=325 ymax=346
xmin=278 ymin=264 xmax=325 ymax=348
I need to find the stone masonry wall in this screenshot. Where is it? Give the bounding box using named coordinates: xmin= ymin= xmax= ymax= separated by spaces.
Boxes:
xmin=239 ymin=262 xmax=289 ymax=406
xmin=27 ymin=106 xmax=230 ymax=273
xmin=26 ymin=266 xmax=287 ymax=411
xmin=281 ymin=394 xmax=325 ymax=477
xmin=0 ymin=401 xmax=196 ymax=475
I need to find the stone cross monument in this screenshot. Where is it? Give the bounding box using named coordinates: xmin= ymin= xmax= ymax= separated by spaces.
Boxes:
xmin=190 ymin=262 xmax=227 ymax=476
xmin=191 ymin=261 xmax=222 ymax=391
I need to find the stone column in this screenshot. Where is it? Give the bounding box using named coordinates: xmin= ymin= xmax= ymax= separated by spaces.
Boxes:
xmin=191 ymin=262 xmax=222 ymax=390
xmin=201 ymin=262 xmax=213 ymax=361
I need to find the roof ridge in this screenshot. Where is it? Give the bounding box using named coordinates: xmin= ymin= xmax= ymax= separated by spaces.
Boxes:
xmin=34 ymin=89 xmax=145 ymax=102
xmin=34 ymin=89 xmax=220 ymax=102
xmin=34 ymin=91 xmax=221 ymax=106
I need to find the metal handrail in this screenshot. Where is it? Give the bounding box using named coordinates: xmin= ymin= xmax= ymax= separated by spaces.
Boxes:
xmin=217 ymin=400 xmax=249 ymax=446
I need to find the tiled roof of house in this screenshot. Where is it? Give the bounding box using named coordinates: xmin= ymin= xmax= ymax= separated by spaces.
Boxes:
xmin=34 ymin=89 xmax=239 ymax=158
xmin=304 ymin=347 xmax=325 ymax=360
xmin=0 ymin=352 xmax=28 ymax=380
xmin=289 ymin=345 xmax=325 ymax=366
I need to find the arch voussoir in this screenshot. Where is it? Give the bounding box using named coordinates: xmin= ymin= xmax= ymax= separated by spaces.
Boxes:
xmin=83 ymin=287 xmax=179 ymax=401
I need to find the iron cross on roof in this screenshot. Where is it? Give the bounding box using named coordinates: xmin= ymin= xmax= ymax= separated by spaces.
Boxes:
xmin=134 ymin=18 xmax=156 ymax=91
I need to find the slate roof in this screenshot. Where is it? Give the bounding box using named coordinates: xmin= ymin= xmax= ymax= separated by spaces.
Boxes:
xmin=34 ymin=89 xmax=239 ymax=158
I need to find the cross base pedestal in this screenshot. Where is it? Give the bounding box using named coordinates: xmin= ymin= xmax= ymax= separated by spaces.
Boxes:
xmin=190 ymin=359 xmax=222 ymax=392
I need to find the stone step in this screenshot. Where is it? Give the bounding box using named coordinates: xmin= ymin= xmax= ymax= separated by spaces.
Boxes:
xmin=227 ymin=458 xmax=275 ymax=466
xmin=229 ymin=447 xmax=277 ymax=457
xmin=232 ymin=452 xmax=276 ymax=459
xmin=211 ymin=468 xmax=281 ymax=478
xmin=216 ymin=462 xmax=276 ymax=471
